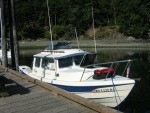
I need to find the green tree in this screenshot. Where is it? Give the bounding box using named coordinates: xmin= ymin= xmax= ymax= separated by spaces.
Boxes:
xmin=118 ymin=0 xmax=150 ymax=39
xmin=15 ymin=0 xmax=46 ymax=40
xmin=14 ymin=0 xmax=149 ymax=40
xmin=52 ymin=25 xmax=65 ymax=38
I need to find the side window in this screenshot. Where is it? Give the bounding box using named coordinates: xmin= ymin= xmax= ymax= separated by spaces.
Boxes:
xmin=35 ymin=58 xmax=41 ymax=67
xmin=58 ymin=57 xmax=72 ymax=68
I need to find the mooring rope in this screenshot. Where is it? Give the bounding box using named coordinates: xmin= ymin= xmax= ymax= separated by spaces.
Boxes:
xmin=111 ymin=75 xmax=120 ymax=110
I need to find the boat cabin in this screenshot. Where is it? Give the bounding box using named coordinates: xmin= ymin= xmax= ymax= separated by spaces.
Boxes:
xmin=29 ymin=49 xmax=97 ymax=81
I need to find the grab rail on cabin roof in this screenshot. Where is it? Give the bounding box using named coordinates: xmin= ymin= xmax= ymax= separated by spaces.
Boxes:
xmin=80 ymin=59 xmax=136 ymax=81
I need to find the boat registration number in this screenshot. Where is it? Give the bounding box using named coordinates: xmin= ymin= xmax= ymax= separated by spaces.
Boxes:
xmin=93 ymin=88 xmax=114 ymax=93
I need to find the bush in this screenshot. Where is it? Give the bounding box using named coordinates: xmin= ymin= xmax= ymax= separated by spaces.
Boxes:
xmin=18 ymin=22 xmax=44 ymax=40
xmin=52 ymin=25 xmax=65 ymax=38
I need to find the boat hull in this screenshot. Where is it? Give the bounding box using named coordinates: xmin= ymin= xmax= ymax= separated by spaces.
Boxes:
xmin=74 ymin=84 xmax=134 ymax=107
xmin=51 ymin=78 xmax=135 ymax=107
xmin=19 ymin=66 xmax=135 ymax=107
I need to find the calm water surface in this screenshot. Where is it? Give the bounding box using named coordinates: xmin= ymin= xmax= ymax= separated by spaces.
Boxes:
xmin=20 ymin=48 xmax=150 ymax=113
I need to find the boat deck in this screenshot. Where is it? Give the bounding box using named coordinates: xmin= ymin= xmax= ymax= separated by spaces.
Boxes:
xmin=0 ymin=66 xmax=122 ymax=113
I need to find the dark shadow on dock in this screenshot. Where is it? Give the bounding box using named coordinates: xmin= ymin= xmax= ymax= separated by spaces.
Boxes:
xmin=0 ymin=75 xmax=30 ymax=96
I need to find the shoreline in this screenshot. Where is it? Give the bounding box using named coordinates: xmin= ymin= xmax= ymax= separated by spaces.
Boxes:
xmin=19 ymin=39 xmax=150 ymax=49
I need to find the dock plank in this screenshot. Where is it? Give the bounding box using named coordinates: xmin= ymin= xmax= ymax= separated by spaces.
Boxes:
xmin=0 ymin=85 xmax=49 ymax=101
xmin=38 ymin=103 xmax=79 ymax=113
xmin=15 ymin=99 xmax=68 ymax=113
xmin=1 ymin=96 xmax=62 ymax=113
xmin=0 ymin=90 xmax=52 ymax=105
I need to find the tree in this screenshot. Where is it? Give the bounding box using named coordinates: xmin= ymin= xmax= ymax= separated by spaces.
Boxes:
xmin=118 ymin=0 xmax=150 ymax=39
xmin=13 ymin=0 xmax=149 ymax=40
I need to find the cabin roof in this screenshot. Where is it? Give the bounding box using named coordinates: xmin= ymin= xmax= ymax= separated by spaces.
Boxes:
xmin=33 ymin=49 xmax=91 ymax=59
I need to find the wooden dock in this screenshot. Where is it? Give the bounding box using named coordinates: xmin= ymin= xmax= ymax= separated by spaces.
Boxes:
xmin=0 ymin=66 xmax=122 ymax=113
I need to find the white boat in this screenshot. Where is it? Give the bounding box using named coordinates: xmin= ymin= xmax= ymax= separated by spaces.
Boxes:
xmin=0 ymin=39 xmax=11 ymax=65
xmin=0 ymin=50 xmax=11 ymax=65
xmin=19 ymin=48 xmax=135 ymax=107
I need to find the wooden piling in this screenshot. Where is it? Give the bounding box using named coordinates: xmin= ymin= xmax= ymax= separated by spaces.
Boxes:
xmin=0 ymin=0 xmax=8 ymax=67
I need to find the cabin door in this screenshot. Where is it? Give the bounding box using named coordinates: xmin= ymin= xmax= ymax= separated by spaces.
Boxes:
xmin=42 ymin=58 xmax=56 ymax=80
xmin=33 ymin=58 xmax=45 ymax=79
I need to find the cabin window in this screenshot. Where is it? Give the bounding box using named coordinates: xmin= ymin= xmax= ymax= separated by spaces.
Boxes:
xmin=42 ymin=58 xmax=55 ymax=70
xmin=42 ymin=58 xmax=48 ymax=68
xmin=74 ymin=55 xmax=84 ymax=65
xmin=58 ymin=57 xmax=72 ymax=68
xmin=35 ymin=58 xmax=41 ymax=67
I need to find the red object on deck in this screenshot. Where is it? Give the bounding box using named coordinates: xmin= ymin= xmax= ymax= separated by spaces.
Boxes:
xmin=94 ymin=68 xmax=115 ymax=75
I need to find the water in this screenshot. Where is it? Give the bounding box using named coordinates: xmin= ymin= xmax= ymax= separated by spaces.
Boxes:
xmin=20 ymin=48 xmax=150 ymax=113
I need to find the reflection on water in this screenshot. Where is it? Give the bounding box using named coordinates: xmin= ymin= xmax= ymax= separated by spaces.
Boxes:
xmin=20 ymin=49 xmax=43 ymax=67
xmin=20 ymin=48 xmax=150 ymax=113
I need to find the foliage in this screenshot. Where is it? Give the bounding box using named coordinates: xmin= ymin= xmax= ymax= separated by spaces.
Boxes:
xmin=52 ymin=25 xmax=65 ymax=38
xmin=12 ymin=0 xmax=150 ymax=40
xmin=118 ymin=0 xmax=150 ymax=39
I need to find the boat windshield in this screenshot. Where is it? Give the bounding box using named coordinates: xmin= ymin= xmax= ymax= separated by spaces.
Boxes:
xmin=42 ymin=58 xmax=54 ymax=69
xmin=80 ymin=53 xmax=96 ymax=67
xmin=74 ymin=55 xmax=84 ymax=65
xmin=58 ymin=57 xmax=72 ymax=68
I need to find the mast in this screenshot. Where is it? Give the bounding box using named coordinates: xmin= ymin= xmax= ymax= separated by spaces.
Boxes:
xmin=74 ymin=27 xmax=80 ymax=50
xmin=46 ymin=0 xmax=58 ymax=76
xmin=91 ymin=6 xmax=97 ymax=53
xmin=46 ymin=0 xmax=53 ymax=51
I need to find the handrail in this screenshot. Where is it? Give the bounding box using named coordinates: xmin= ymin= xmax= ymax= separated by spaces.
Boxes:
xmin=105 ymin=62 xmax=114 ymax=80
xmin=80 ymin=59 xmax=136 ymax=81
xmin=121 ymin=61 xmax=131 ymax=76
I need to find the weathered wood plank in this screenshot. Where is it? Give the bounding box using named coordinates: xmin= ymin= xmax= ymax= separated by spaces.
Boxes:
xmin=2 ymin=97 xmax=63 ymax=113
xmin=0 ymin=95 xmax=59 ymax=110
xmin=38 ymin=103 xmax=79 ymax=113
xmin=0 ymin=90 xmax=52 ymax=105
xmin=15 ymin=99 xmax=79 ymax=113
xmin=15 ymin=101 xmax=66 ymax=113
xmin=56 ymin=96 xmax=99 ymax=113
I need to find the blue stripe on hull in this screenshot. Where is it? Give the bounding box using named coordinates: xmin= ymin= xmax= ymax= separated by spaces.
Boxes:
xmin=51 ymin=83 xmax=133 ymax=92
